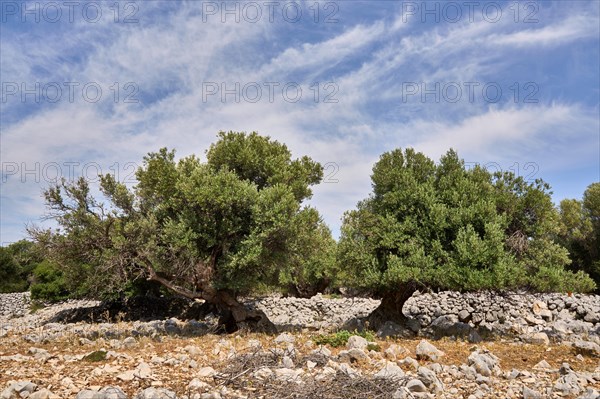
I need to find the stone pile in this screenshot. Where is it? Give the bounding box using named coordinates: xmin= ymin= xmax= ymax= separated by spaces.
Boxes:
xmin=0 ymin=292 xmax=31 ymax=319
xmin=1 ymin=290 xmax=599 ymax=345
xmin=401 ymin=291 xmax=600 ymax=344
xmin=249 ymin=294 xmax=380 ymax=330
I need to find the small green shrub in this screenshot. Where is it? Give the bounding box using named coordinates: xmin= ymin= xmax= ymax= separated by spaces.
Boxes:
xmin=29 ymin=301 xmax=46 ymax=314
xmin=366 ymin=343 xmax=381 ymax=352
xmin=313 ymin=330 xmax=376 ymax=348
xmin=30 ymin=260 xmax=69 ymax=302
xmin=82 ymin=350 xmax=107 ymax=362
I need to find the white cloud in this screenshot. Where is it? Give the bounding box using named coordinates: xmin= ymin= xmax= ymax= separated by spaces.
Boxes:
xmin=1 ymin=2 xmax=598 ymax=242
xmin=406 ymin=104 xmax=599 ymax=171
xmin=261 ymin=21 xmax=385 ymax=76
xmin=492 ymin=14 xmax=599 ymax=46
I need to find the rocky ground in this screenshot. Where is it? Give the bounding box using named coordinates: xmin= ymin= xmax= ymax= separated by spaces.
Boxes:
xmin=1 ymin=291 xmax=599 ymax=398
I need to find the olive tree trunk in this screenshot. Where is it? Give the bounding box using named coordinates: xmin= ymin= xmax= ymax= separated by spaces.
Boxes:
xmin=366 ymin=283 xmax=417 ymax=330
xmin=147 ymin=269 xmax=275 ymax=333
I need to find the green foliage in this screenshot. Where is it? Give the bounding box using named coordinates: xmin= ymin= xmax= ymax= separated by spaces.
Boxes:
xmin=30 ymin=132 xmax=335 ymax=302
xmin=82 ymin=350 xmax=107 ymax=362
xmin=122 ymin=279 xmax=167 ymax=298
xmin=338 ymin=148 xmax=595 ymax=296
xmin=0 ymin=240 xmax=43 ymax=293
xmin=0 ymin=247 xmax=25 ymax=293
xmin=277 ymin=207 xmax=338 ymax=297
xmin=29 ymin=260 xmax=69 ymax=302
xmin=313 ymin=330 xmax=376 ymax=348
xmin=366 ymin=343 xmax=381 ymax=352
xmin=29 ymin=301 xmax=46 ymax=314
xmin=207 ymin=131 xmax=322 ymax=202
xmin=557 ymin=183 xmax=600 ymax=289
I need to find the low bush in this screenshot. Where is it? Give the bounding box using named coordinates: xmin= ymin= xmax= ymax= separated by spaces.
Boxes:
xmin=30 ymin=260 xmax=69 ymax=302
xmin=313 ymin=330 xmax=376 ymax=348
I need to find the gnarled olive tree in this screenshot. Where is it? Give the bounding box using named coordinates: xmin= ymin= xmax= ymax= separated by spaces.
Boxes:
xmin=337 ymin=148 xmax=595 ymax=327
xmin=30 ymin=131 xmax=334 ymax=331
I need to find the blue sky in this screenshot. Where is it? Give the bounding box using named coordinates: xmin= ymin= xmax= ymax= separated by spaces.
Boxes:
xmin=1 ymin=0 xmax=599 ymax=244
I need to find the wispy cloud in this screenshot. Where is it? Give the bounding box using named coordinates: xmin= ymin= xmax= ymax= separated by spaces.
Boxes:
xmin=1 ymin=1 xmax=598 ymax=242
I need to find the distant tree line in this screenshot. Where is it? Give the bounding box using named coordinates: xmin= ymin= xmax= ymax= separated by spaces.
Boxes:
xmin=1 ymin=132 xmax=598 ymax=331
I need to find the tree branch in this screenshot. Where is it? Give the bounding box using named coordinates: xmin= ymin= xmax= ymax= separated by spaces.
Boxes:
xmin=145 ymin=267 xmax=204 ymax=300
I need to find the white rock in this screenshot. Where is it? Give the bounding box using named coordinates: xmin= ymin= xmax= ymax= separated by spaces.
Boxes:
xmin=533 ymin=360 xmax=552 ymax=370
xmin=338 ymin=362 xmax=360 ymax=378
xmin=2 ymin=381 xmax=37 ymax=398
xmin=399 ymin=356 xmax=419 ymax=370
xmin=274 ymin=333 xmax=295 ymax=344
xmin=253 ymin=367 xmax=273 ymax=380
xmin=122 ymin=337 xmax=137 ymax=349
xmin=197 ymin=367 xmax=216 ymax=379
xmin=116 ymin=370 xmax=135 ymax=382
xmin=274 ymin=368 xmax=303 ymax=382
xmin=522 ymin=386 xmax=542 ymax=399
xmin=311 ymin=347 xmax=331 ymax=357
xmin=532 ymin=300 xmax=547 ymax=315
xmin=315 ymin=367 xmax=336 ymax=381
xmin=187 ymin=378 xmax=210 ymax=391
xmin=346 ymin=335 xmax=368 ymax=350
xmin=98 ymin=387 xmax=127 ymax=399
xmin=526 ymin=332 xmax=550 ymax=346
xmin=574 ymin=340 xmax=600 ymax=357
xmin=338 ymin=348 xmax=369 ymax=363
xmin=185 ymin=345 xmax=202 ymax=357
xmin=281 ymin=355 xmax=294 ymax=368
xmin=418 ymin=366 xmax=444 ymax=393
xmin=384 ymin=344 xmax=408 ymax=360
xmin=134 ymin=362 xmax=153 ymax=379
xmin=406 ymin=379 xmax=428 ymax=393
xmin=416 ymin=340 xmax=444 ymax=362
xmin=374 ymin=361 xmax=405 ymax=379
xmin=133 ymin=387 xmax=177 ymax=399
xmin=28 ymin=389 xmax=60 ymax=399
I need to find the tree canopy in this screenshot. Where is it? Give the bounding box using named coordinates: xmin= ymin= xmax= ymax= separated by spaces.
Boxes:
xmin=30 ymin=131 xmax=335 ymax=330
xmin=558 ymin=183 xmax=600 ymax=289
xmin=28 ymin=135 xmax=597 ymax=330
xmin=337 ymin=148 xmax=595 ymax=323
xmin=0 ymin=240 xmax=43 ymax=293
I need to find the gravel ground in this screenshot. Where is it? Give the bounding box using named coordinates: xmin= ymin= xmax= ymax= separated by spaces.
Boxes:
xmin=1 ymin=292 xmax=599 ymax=398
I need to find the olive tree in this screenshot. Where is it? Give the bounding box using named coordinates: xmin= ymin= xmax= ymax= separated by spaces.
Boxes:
xmin=558 ymin=183 xmax=600 ymax=289
xmin=337 ymin=148 xmax=595 ymax=326
xmin=30 ymin=131 xmax=334 ymax=331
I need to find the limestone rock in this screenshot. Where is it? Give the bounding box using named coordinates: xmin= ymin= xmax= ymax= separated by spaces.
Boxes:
xmin=133 ymin=388 xmax=177 ymax=399
xmin=338 ymin=348 xmax=369 ymax=363
xmin=406 ymin=379 xmax=428 ymax=393
xmin=197 ymin=367 xmax=217 ymax=379
xmin=29 ymin=389 xmax=61 ymax=399
xmin=416 ymin=340 xmax=444 ymax=362
xmin=374 ymin=361 xmax=404 ymax=379
xmin=1 ymin=381 xmax=37 ymax=399
xmin=134 ymin=362 xmax=153 ymax=380
xmin=346 ymin=335 xmax=369 ymax=350
xmin=574 ymin=340 xmax=600 ymax=357
xmin=417 ymin=366 xmax=444 ymax=393
xmin=526 ymin=332 xmax=550 ymax=346
xmin=467 ymin=350 xmax=500 ymax=377
xmin=522 ymin=386 xmax=542 ymax=399
xmin=384 ymin=344 xmax=408 ymax=360
xmin=533 ymin=359 xmax=553 ymax=371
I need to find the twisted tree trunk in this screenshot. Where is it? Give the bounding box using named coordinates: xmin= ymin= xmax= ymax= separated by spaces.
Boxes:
xmin=146 ymin=268 xmax=275 ymax=333
xmin=366 ymin=283 xmax=417 ymax=330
